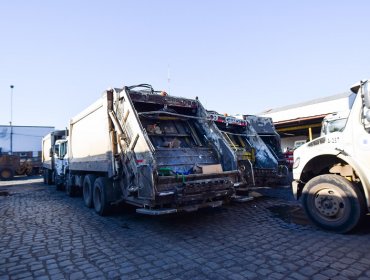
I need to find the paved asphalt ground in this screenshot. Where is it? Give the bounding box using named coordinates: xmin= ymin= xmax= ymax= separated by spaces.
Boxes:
xmin=1 ymin=176 xmax=370 ymax=280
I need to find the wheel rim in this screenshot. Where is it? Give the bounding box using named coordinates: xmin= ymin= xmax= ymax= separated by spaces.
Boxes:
xmin=312 ymin=187 xmax=346 ymax=221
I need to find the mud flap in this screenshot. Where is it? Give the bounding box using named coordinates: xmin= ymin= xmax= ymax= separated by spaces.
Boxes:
xmin=137 ymin=165 xmax=154 ymax=199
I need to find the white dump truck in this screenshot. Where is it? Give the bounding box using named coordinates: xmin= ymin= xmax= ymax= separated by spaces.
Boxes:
xmin=41 ymin=130 xmax=68 ymax=187
xmin=292 ymin=80 xmax=370 ymax=233
xmin=59 ymin=84 xmax=245 ymax=215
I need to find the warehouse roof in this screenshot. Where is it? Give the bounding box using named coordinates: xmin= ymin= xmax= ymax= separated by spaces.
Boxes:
xmin=260 ymin=92 xmax=354 ymax=123
xmin=260 ymin=92 xmax=351 ymax=115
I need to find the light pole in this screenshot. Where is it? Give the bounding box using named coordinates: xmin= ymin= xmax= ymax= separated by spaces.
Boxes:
xmin=10 ymin=85 xmax=14 ymax=154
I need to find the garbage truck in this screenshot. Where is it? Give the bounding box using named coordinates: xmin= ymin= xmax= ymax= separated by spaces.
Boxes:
xmin=60 ymin=84 xmax=245 ymax=215
xmin=207 ymin=112 xmax=255 ymax=190
xmin=41 ymin=130 xmax=68 ymax=187
xmin=208 ymin=112 xmax=285 ymax=188
xmin=292 ymin=80 xmax=370 ymax=233
xmin=234 ymin=115 xmax=288 ymax=186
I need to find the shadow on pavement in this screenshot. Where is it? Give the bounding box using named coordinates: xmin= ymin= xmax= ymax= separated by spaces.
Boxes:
xmin=268 ymin=204 xmax=312 ymax=226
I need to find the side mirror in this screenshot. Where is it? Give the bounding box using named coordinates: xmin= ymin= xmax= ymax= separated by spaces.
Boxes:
xmin=365 ymin=109 xmax=370 ymax=122
xmin=363 ymin=81 xmax=370 ymax=109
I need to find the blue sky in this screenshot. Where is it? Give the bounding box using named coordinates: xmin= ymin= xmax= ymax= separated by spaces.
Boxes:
xmin=1 ymin=1 xmax=369 ymax=129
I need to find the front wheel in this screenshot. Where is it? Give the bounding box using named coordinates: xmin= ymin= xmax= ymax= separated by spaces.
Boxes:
xmin=302 ymin=174 xmax=365 ymax=233
xmin=0 ymin=168 xmax=14 ymax=180
xmin=43 ymin=169 xmax=52 ymax=185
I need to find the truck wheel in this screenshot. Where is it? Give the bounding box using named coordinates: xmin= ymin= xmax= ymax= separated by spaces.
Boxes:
xmin=55 ymin=173 xmax=64 ymax=191
xmin=83 ymin=175 xmax=96 ymax=208
xmin=302 ymin=174 xmax=365 ymax=233
xmin=0 ymin=168 xmax=14 ymax=180
xmin=93 ymin=177 xmax=110 ymax=216
xmin=65 ymin=172 xmax=77 ymax=197
xmin=44 ymin=170 xmax=53 ymax=185
xmin=43 ymin=170 xmax=47 ymax=184
xmin=26 ymin=168 xmax=34 ymax=176
xmin=65 ymin=181 xmax=75 ymax=197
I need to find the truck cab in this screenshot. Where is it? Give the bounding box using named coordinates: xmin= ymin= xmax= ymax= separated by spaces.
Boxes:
xmin=41 ymin=130 xmax=68 ymax=185
xmin=53 ymin=138 xmax=68 ymax=189
xmin=292 ymin=80 xmax=370 ymax=233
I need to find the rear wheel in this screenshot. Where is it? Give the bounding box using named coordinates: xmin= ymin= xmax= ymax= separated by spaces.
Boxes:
xmin=302 ymin=174 xmax=365 ymax=233
xmin=93 ymin=177 xmax=110 ymax=216
xmin=0 ymin=168 xmax=14 ymax=180
xmin=83 ymin=175 xmax=96 ymax=208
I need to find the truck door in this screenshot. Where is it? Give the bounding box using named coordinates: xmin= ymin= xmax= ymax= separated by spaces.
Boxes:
xmin=353 ymin=81 xmax=370 ymax=173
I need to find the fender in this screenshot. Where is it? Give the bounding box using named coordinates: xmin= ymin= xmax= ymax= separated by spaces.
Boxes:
xmin=337 ymin=153 xmax=370 ymax=209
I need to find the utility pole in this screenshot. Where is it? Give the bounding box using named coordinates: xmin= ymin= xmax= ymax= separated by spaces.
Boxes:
xmin=10 ymin=85 xmax=14 ymax=154
xmin=167 ymin=65 xmax=171 ymax=95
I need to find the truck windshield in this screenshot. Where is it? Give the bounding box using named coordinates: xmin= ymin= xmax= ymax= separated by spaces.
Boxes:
xmin=54 ymin=144 xmax=60 ymax=157
xmin=321 ymin=118 xmax=348 ymax=135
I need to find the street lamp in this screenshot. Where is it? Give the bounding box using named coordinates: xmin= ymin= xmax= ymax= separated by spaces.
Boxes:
xmin=10 ymin=85 xmax=14 ymax=154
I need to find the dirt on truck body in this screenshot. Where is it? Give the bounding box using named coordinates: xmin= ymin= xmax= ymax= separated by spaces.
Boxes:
xmin=62 ymin=85 xmax=244 ymax=215
xmin=245 ymin=115 xmax=289 ymax=185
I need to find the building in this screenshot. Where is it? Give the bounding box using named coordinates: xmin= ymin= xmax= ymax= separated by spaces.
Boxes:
xmin=260 ymin=92 xmax=355 ymax=151
xmin=0 ymin=125 xmax=54 ymax=156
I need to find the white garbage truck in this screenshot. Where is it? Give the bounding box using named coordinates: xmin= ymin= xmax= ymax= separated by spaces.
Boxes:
xmin=292 ymin=80 xmax=370 ymax=233
xmin=41 ymin=130 xmax=68 ymax=187
xmin=59 ymin=84 xmax=245 ymax=215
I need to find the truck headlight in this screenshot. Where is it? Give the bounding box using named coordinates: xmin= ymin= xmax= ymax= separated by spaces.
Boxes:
xmin=293 ymin=157 xmax=300 ymax=169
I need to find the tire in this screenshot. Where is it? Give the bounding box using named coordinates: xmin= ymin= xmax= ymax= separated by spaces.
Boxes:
xmin=25 ymin=163 xmax=34 ymax=176
xmin=65 ymin=172 xmax=77 ymax=197
xmin=0 ymin=168 xmax=14 ymax=180
xmin=43 ymin=169 xmax=47 ymax=184
xmin=55 ymin=172 xmax=64 ymax=191
xmin=302 ymin=174 xmax=366 ymax=233
xmin=65 ymin=183 xmax=75 ymax=197
xmin=93 ymin=177 xmax=110 ymax=216
xmin=26 ymin=168 xmax=35 ymax=176
xmin=43 ymin=169 xmax=52 ymax=185
xmin=56 ymin=183 xmax=64 ymax=191
xmin=83 ymin=175 xmax=96 ymax=208
xmin=65 ymin=178 xmax=74 ymax=197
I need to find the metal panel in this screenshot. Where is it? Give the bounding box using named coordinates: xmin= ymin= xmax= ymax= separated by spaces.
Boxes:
xmin=69 ymin=95 xmax=113 ymax=176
